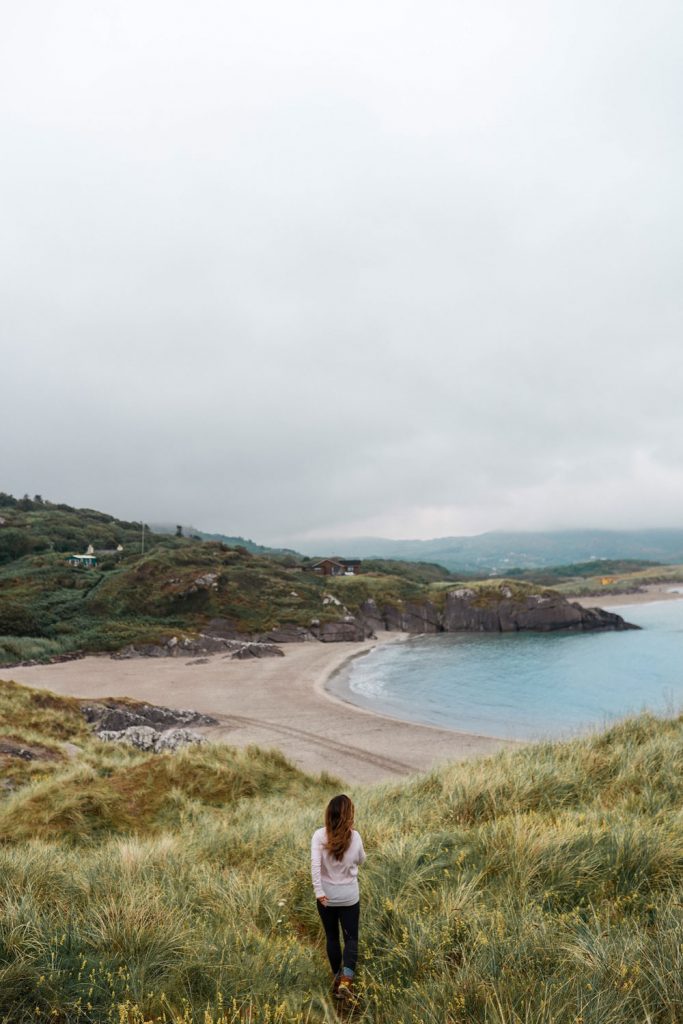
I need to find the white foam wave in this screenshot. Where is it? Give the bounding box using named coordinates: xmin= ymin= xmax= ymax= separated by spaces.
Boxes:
xmin=347 ymin=660 xmax=387 ymax=699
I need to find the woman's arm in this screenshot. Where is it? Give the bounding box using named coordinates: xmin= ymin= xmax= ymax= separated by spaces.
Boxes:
xmin=311 ymin=831 xmax=327 ymax=903
xmin=357 ymin=833 xmax=367 ymax=866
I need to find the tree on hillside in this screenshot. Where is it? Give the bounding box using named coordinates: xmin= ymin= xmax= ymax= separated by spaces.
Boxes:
xmin=0 ymin=529 xmax=42 ymax=563
xmin=175 ymin=525 xmax=183 ymax=537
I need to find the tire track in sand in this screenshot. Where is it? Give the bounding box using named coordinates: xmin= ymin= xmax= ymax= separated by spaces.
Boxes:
xmin=205 ymin=713 xmax=417 ymax=776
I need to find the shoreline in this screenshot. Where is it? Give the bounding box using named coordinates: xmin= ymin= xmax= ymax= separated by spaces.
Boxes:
xmin=321 ymin=633 xmax=516 ymax=745
xmin=4 ymin=635 xmax=514 ymax=785
xmin=5 ymin=589 xmax=670 ymax=782
xmin=322 ymin=591 xmax=683 ymax=742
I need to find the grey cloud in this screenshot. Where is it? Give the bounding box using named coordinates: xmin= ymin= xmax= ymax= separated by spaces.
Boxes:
xmin=2 ymin=0 xmax=682 ymax=542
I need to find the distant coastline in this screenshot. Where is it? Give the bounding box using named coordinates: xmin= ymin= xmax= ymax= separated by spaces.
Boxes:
xmin=567 ymin=583 xmax=683 ymax=607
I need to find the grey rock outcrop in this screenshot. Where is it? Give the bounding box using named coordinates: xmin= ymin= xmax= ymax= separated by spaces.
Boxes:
xmin=314 ymin=618 xmax=366 ymax=642
xmin=85 ymin=698 xmax=215 ymax=752
xmin=576 ymin=605 xmax=635 ymax=631
xmin=356 ymin=589 xmax=636 ymax=635
xmin=230 ymin=642 xmax=285 ymax=659
xmin=107 ymin=585 xmax=636 ymax=662
xmin=154 ymin=728 xmax=206 ymax=751
xmin=81 ymin=700 xmax=217 ymax=732
xmin=260 ymin=625 xmax=317 ymax=643
xmin=355 ymin=599 xmax=440 ymax=635
xmin=112 ymin=644 xmax=167 ymax=658
xmin=355 ymin=599 xmax=385 ymax=635
xmin=402 ymin=601 xmax=442 ymax=633
xmin=1 ymin=651 xmax=86 ymax=670
xmin=96 ymin=726 xmax=206 ymax=752
xmin=202 ymin=618 xmax=245 ymax=640
xmin=112 ymin=634 xmax=284 ymax=659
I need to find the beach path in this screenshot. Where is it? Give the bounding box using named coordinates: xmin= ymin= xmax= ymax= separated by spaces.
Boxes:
xmin=5 ymin=636 xmax=513 ymax=784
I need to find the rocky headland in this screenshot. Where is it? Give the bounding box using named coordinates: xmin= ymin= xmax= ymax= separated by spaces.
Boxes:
xmin=355 ymin=584 xmax=638 ymax=637
xmin=106 ymin=581 xmax=637 ymax=659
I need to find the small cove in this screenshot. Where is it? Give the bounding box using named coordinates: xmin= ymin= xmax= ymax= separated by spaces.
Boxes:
xmin=329 ymin=600 xmax=683 ymax=741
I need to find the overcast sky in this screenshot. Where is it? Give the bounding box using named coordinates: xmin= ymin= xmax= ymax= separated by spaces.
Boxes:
xmin=2 ymin=1 xmax=682 ymax=544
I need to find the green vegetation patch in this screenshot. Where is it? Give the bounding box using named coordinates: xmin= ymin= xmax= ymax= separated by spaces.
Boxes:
xmin=0 ymin=679 xmax=88 ymax=742
xmin=0 ymin=680 xmax=88 ymax=791
xmin=1 ymin=494 xmax=389 ymax=661
xmin=358 ymin=559 xmax=457 ymax=584
xmin=427 ymin=578 xmax=559 ymax=608
xmin=325 ymin=572 xmax=428 ymax=611
xmin=0 ymin=744 xmax=319 ymax=844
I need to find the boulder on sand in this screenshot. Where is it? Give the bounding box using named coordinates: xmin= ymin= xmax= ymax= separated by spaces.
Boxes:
xmin=230 ymin=643 xmax=285 ymax=659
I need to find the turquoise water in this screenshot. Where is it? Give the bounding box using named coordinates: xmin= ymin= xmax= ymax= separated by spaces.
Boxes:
xmin=334 ymin=600 xmax=683 ymax=741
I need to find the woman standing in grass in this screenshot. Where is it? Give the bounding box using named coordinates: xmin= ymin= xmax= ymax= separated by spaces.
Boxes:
xmin=311 ymin=794 xmax=366 ymax=1000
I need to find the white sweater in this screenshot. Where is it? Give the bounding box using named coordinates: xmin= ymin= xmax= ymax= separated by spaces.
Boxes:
xmin=311 ymin=827 xmax=366 ymax=906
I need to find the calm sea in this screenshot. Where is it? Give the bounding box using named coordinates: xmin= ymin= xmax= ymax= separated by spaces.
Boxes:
xmin=331 ymin=599 xmax=683 ymax=741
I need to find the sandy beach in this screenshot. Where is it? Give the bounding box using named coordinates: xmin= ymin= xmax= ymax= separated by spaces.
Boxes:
xmin=4 ymin=635 xmax=515 ymax=785
xmin=7 ymin=586 xmax=677 ymax=783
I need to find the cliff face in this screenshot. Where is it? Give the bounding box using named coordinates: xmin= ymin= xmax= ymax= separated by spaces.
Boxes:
xmin=94 ymin=586 xmax=638 ymax=656
xmin=355 ymin=586 xmax=637 ymax=637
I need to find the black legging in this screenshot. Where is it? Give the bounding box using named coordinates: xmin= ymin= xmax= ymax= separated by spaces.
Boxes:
xmin=316 ymin=901 xmax=360 ymax=974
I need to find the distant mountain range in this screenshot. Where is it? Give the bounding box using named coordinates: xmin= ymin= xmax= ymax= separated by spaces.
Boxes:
xmin=288 ymin=529 xmax=683 ymax=572
xmin=151 ymin=523 xmax=683 ymax=573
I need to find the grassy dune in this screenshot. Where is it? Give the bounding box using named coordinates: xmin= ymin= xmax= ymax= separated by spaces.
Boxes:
xmin=1 ymin=679 xmax=683 ymax=1023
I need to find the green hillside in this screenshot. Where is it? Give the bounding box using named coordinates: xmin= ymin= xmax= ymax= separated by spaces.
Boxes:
xmin=1 ymin=493 xmax=674 ymax=667
xmin=0 ymin=494 xmax=156 ymax=564
xmin=1 ymin=677 xmax=682 ymax=1023
xmin=0 ymin=495 xmax=452 ymax=665
xmin=152 ymin=524 xmax=301 ymax=559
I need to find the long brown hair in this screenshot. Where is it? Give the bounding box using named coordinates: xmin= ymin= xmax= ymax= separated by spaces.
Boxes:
xmin=324 ymin=794 xmax=355 ymax=860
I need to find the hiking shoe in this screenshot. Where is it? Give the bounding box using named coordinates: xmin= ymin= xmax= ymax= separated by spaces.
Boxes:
xmin=335 ymin=976 xmax=354 ymax=1000
xmin=332 ymin=974 xmax=341 ymax=995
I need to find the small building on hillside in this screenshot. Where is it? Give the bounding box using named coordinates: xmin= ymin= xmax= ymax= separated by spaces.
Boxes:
xmin=311 ymin=557 xmax=362 ymax=577
xmin=67 ymin=553 xmax=98 ymax=568
xmin=67 ymin=542 xmax=123 ymax=567
xmin=67 ymin=544 xmax=97 ymax=567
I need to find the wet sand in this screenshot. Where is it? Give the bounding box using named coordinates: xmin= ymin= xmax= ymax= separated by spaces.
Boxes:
xmin=4 ymin=635 xmax=514 ymax=785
